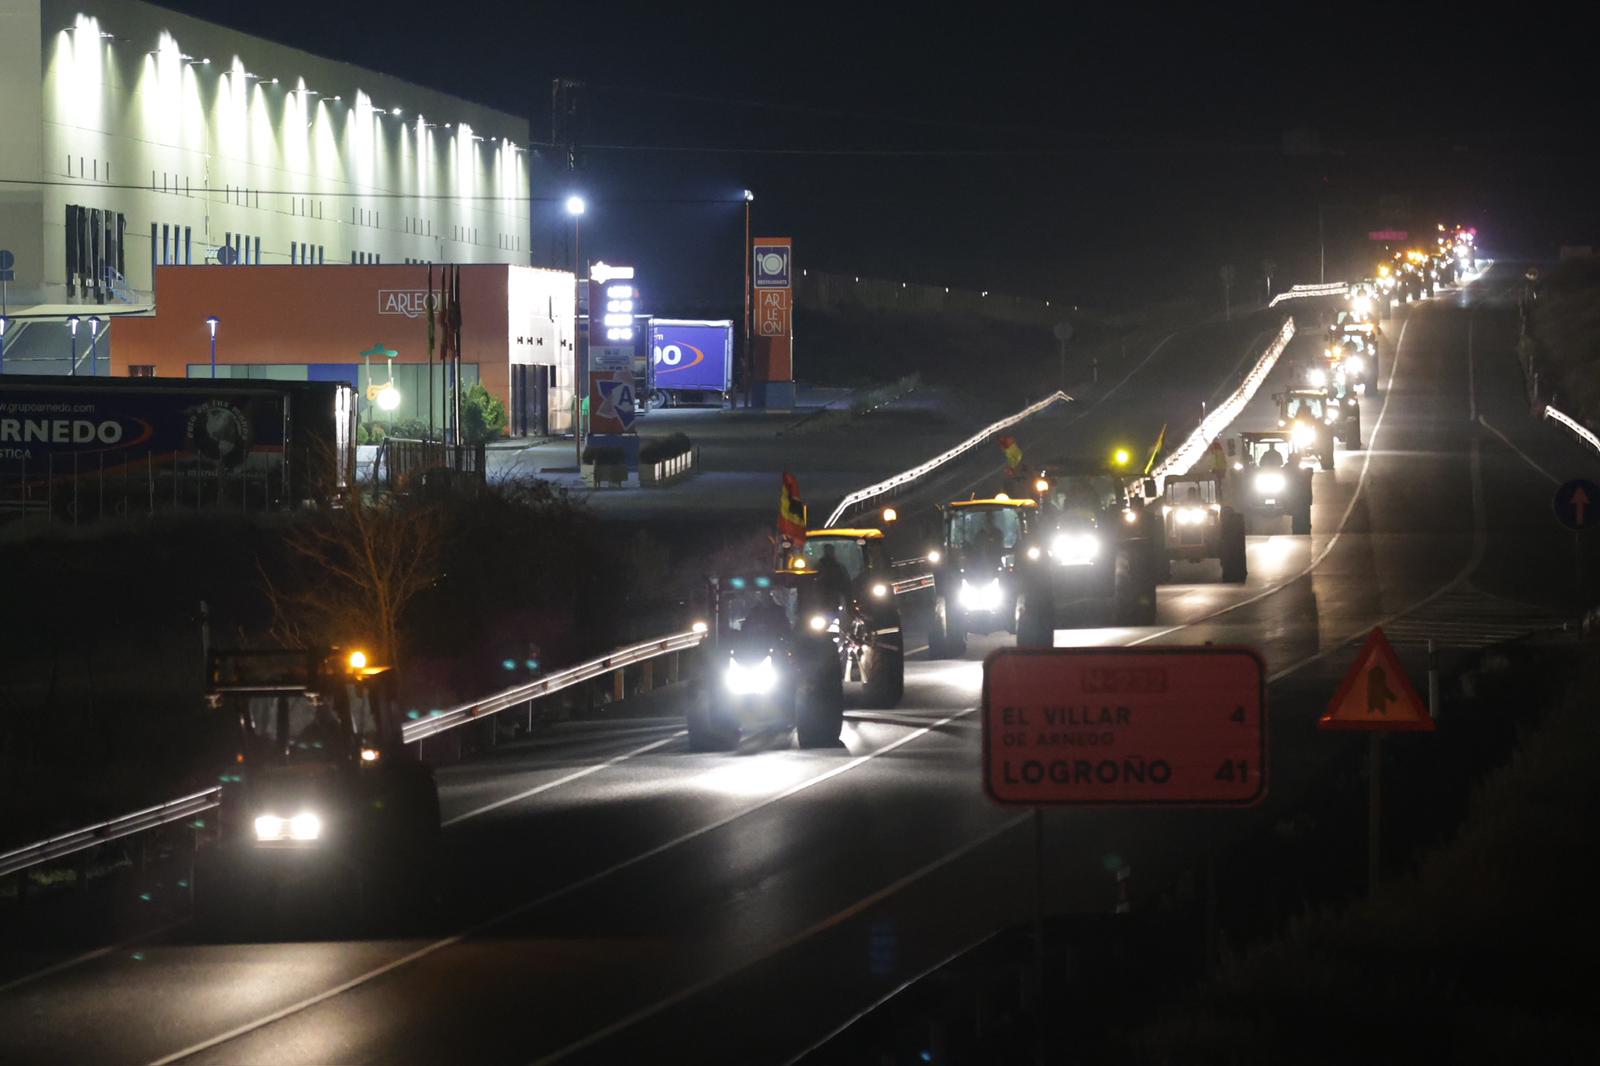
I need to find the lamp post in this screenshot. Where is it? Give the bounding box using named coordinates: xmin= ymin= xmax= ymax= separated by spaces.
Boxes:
xmin=87 ymin=316 xmax=101 ymax=376
xmin=359 ymin=343 xmax=399 ymax=431
xmin=66 ymin=315 xmax=79 ymax=376
xmin=205 ymin=315 xmax=219 ymax=378
xmin=742 ymin=189 xmax=753 ymax=410
xmin=1 ymin=315 xmax=8 ymax=376
xmin=565 ymin=194 xmax=586 ymax=467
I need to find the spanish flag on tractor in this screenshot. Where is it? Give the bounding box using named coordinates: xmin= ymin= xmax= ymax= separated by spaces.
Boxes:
xmin=999 ymin=435 xmax=1023 ymax=474
xmin=779 ymin=472 xmax=807 ymax=546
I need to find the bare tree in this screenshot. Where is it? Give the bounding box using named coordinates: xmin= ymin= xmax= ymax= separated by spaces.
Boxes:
xmin=260 ymin=486 xmax=444 ymax=665
xmin=1220 ymin=264 xmax=1238 ymax=320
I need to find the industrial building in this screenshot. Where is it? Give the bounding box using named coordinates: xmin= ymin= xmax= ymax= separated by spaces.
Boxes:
xmin=0 ymin=0 xmax=569 ymax=432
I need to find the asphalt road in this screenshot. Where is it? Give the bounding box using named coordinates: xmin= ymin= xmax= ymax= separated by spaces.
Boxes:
xmin=2 ymin=265 xmax=1593 ymax=1065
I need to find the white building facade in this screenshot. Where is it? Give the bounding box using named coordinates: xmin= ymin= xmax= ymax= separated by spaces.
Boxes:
xmin=0 ymin=0 xmax=531 ymax=320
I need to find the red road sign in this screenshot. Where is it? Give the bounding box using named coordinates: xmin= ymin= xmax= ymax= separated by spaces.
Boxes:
xmin=982 ymin=647 xmax=1267 ymax=807
xmin=1318 ymin=627 xmax=1433 ymax=732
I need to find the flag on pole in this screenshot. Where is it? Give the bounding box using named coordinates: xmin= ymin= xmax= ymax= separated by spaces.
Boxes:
xmin=779 ymin=472 xmax=807 ymax=546
xmin=1143 ymin=423 xmax=1167 ymax=476
xmin=999 ymin=434 xmax=1023 ymax=474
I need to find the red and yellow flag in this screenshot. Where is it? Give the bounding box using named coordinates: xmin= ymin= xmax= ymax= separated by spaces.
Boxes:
xmin=999 ymin=435 xmax=1023 ymax=474
xmin=779 ymin=472 xmax=807 ymax=545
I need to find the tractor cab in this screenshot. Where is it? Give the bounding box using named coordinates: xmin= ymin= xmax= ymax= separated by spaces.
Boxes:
xmin=198 ymin=648 xmax=439 ymax=930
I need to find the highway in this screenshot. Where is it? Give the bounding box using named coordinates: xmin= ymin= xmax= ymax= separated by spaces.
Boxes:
xmin=1 ymin=265 xmax=1593 ymax=1065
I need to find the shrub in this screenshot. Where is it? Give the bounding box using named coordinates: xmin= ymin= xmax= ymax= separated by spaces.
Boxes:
xmin=460 ymin=382 xmax=508 ymax=444
xmin=582 ymin=444 xmax=626 ymax=466
xmin=639 ymin=433 xmax=693 ymax=464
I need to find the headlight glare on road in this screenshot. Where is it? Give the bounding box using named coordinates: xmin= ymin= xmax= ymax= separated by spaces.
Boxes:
xmin=1254 ymin=472 xmax=1287 ymax=495
xmin=1050 ymin=532 xmax=1099 ymax=566
xmin=958 ymin=577 xmax=1003 ymax=611
xmin=724 ymin=655 xmax=777 ymax=696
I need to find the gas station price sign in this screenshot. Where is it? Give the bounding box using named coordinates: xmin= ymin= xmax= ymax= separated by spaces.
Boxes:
xmin=982 ymin=647 xmax=1267 ymax=807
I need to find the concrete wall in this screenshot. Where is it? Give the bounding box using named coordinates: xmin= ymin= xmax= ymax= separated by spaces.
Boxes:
xmin=3 ymin=0 xmax=530 ymax=306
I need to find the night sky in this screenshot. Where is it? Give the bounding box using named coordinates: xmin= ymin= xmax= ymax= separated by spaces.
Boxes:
xmin=159 ymin=1 xmax=1598 ymax=312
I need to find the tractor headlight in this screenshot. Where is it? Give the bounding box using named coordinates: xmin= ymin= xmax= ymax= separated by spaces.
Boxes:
xmin=1026 ymin=545 xmax=1042 ymax=561
xmin=1291 ymin=421 xmax=1317 ymax=447
xmin=1175 ymin=506 xmax=1207 ymax=526
xmin=927 ymin=549 xmax=942 ymax=565
xmin=1254 ymin=472 xmax=1287 ymax=495
xmin=255 ymin=811 xmax=321 ymax=842
xmin=1050 ymin=532 xmax=1100 ymax=566
xmin=1308 ymin=368 xmax=1327 ymax=387
xmin=958 ymin=577 xmax=1003 ymax=610
xmin=870 ymin=582 xmax=889 ymax=599
xmin=724 ymin=655 xmax=777 ymax=696
xmin=808 ymin=614 xmax=829 ymax=632
xmin=1122 ymin=508 xmax=1139 ymax=524
xmin=1345 ymin=355 xmax=1365 ymax=374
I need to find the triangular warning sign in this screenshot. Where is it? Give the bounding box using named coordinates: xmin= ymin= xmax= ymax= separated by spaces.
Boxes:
xmin=1318 ymin=627 xmax=1434 ymax=732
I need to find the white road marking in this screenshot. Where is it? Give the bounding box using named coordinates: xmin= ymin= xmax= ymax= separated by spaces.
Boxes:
xmin=442 ymin=732 xmax=686 ymax=827
xmin=149 ymin=707 xmax=978 ymax=1065
xmin=529 ymin=811 xmax=1033 ymax=1065
xmin=1129 ymin=316 xmax=1413 ymax=646
xmin=1478 ymin=415 xmax=1560 ymax=486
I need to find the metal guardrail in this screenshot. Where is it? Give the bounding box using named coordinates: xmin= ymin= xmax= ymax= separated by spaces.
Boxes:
xmin=1267 ymin=282 xmax=1348 ymax=308
xmin=1147 ymin=317 xmax=1296 ymax=487
xmin=823 ymin=390 xmax=1073 ymax=527
xmin=0 ymin=787 xmax=220 ymax=881
xmin=1543 ymin=404 xmax=1600 ymax=456
xmin=402 ymin=628 xmax=707 ymax=745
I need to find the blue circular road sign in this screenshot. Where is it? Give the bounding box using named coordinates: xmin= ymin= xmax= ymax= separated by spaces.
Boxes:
xmin=1553 ymin=478 xmax=1600 ymax=532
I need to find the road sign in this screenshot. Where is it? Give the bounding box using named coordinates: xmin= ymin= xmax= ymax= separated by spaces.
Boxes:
xmin=1318 ymin=627 xmax=1433 ymax=732
xmin=753 ymin=243 xmax=791 ymax=288
xmin=596 ymin=376 xmax=637 ymax=431
xmin=0 ymin=250 xmax=14 ymax=270
xmin=1553 ymin=478 xmax=1599 ymax=532
xmin=982 ymin=646 xmax=1267 ymax=807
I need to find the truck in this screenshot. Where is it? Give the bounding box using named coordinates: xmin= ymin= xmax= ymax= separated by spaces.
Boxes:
xmin=648 ymin=319 xmax=734 ymax=408
xmin=0 ymin=374 xmax=356 ymax=522
xmin=195 ymin=647 xmax=439 ymax=934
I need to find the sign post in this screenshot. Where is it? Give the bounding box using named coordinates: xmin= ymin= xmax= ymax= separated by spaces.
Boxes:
xmin=983 ymin=646 xmax=1267 ymax=1032
xmin=751 ymin=238 xmax=794 ymax=409
xmin=1553 ymin=478 xmax=1598 ymax=600
xmin=1318 ymin=626 xmax=1433 ymax=896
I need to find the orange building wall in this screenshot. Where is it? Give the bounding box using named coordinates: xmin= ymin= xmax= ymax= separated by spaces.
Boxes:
xmin=113 ymin=265 xmax=513 ymax=411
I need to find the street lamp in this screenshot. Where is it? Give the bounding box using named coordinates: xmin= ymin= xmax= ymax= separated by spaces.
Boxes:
xmin=66 ymin=315 xmax=79 ymax=377
xmin=205 ymin=315 xmax=219 ymax=378
xmin=566 ymin=194 xmax=586 ymax=465
xmin=742 ymin=189 xmax=754 ymax=409
xmin=87 ymin=316 xmax=101 ymax=376
xmin=1 ymin=315 xmax=8 ymax=375
xmin=359 ymin=343 xmax=399 ymax=430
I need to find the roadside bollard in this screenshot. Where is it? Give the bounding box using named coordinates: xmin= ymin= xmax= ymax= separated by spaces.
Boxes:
xmin=613 ymin=668 xmax=625 ymax=703
xmin=1115 ymin=865 xmax=1131 ymax=915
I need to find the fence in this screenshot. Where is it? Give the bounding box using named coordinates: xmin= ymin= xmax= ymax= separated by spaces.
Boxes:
xmin=373 ymin=437 xmax=487 ymax=493
xmin=0 ymin=448 xmax=292 ymax=530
